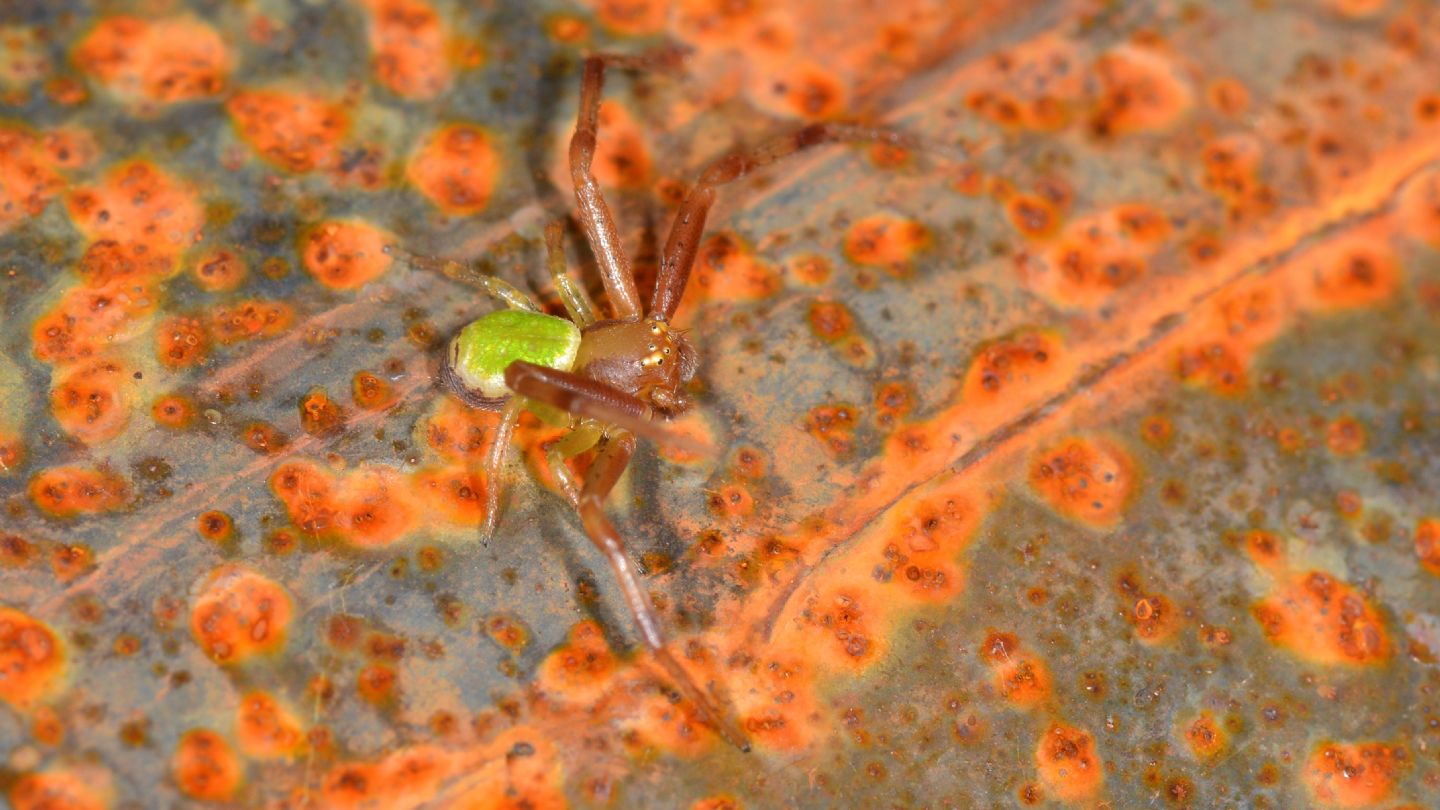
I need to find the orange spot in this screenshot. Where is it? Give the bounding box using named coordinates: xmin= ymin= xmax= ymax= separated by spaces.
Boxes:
xmin=352 ymin=371 xmax=397 ymax=411
xmin=189 ymin=565 xmax=294 ymax=663
xmin=49 ymin=544 xmax=93 ymax=583
xmin=32 ymin=706 xmax=64 ymax=746
xmin=227 ymin=88 xmax=350 ymax=173
xmin=1181 ymin=711 xmax=1229 ymax=760
xmin=357 ymin=663 xmax=398 ymax=705
xmin=796 ymin=587 xmax=885 ymax=671
xmin=1303 ymin=741 xmax=1404 ymax=807
xmin=807 ymin=299 xmax=854 ymax=341
xmin=155 ymin=315 xmax=209 ymax=369
xmin=237 ymin=691 xmax=305 ymax=760
xmin=733 ymin=654 xmax=820 ymax=751
xmin=1326 ymin=416 xmax=1366 ymax=456
xmin=299 ymin=387 xmax=347 ymax=436
xmin=483 ymin=614 xmax=530 ymax=652
xmin=805 ymin=403 xmax=858 ymax=457
xmin=152 ymin=394 xmax=196 ymax=429
xmin=32 ymin=280 xmax=157 ymax=364
xmin=707 ymin=483 xmax=755 ymax=520
xmin=879 ymin=493 xmax=975 ymax=602
xmin=1330 ymin=0 xmax=1388 ymax=17
xmin=423 ymin=396 xmax=502 ymax=462
xmin=537 ymin=621 xmax=617 ymax=705
xmin=1398 ymin=169 xmax=1440 ymax=246
xmin=411 ymin=465 xmax=488 ymax=527
xmin=1090 ymin=45 xmax=1193 ymax=136
xmin=74 ymin=16 xmax=229 ymax=106
xmin=209 ymin=299 xmax=294 ymax=343
xmin=545 ymin=14 xmax=591 ymax=44
xmin=173 ymin=728 xmax=242 ymax=801
xmin=197 ymin=510 xmax=235 ymax=543
xmin=654 ymin=413 xmax=715 ymax=466
xmin=784 ymin=253 xmax=832 ymax=286
xmin=981 ymin=632 xmax=1051 ymax=709
xmin=751 ymin=61 xmax=844 ymax=120
xmin=0 ymin=432 xmax=24 ymax=475
xmin=28 ymin=465 xmax=128 ymax=517
xmin=241 ymin=421 xmax=288 ymax=455
xmin=1308 ymin=241 xmax=1400 ymax=310
xmin=1205 ymin=77 xmax=1250 ymax=116
xmin=0 ymin=533 xmax=37 ymax=567
xmin=692 ymin=797 xmax=743 ymax=810
xmin=301 ymin=219 xmax=393 ymax=291
xmin=963 ymin=332 xmax=1062 ymax=401
xmin=585 ymin=0 xmax=666 ymax=35
xmin=50 ymin=358 xmax=131 ymax=444
xmin=66 ymin=160 xmax=202 ymax=255
xmin=1006 ymin=193 xmax=1061 ymax=240
xmin=407 ymin=123 xmax=498 ymax=215
xmin=9 ymin=768 xmax=109 ymax=810
xmin=1243 ymin=529 xmax=1286 ymax=572
xmin=0 ymin=608 xmax=65 ymax=709
xmin=334 ymin=467 xmax=417 ymax=548
xmin=1111 ymin=203 xmax=1171 ymax=244
xmin=1035 ymin=722 xmax=1104 ymax=802
xmin=1028 ymin=436 xmax=1135 ymax=527
xmin=843 ymin=213 xmax=930 ymax=276
xmin=1174 ymin=341 xmax=1247 ymax=395
xmin=1129 ymin=593 xmax=1181 ymax=644
xmin=687 ymin=232 xmax=780 ymax=303
xmin=1252 ymin=571 xmax=1390 ymax=665
xmin=1415 ymin=518 xmax=1440 ymax=577
xmin=355 ymin=0 xmax=452 ymax=99
xmin=192 ymin=249 xmax=247 ymax=292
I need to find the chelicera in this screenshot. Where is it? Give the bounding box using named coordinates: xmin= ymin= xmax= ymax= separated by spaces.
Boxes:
xmin=390 ymin=52 xmax=909 ymax=752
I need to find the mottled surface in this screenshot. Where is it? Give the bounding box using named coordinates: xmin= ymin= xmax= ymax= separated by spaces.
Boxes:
xmin=1 ymin=0 xmax=1438 ymax=808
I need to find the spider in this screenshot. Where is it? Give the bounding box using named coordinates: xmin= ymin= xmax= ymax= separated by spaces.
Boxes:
xmin=389 ymin=52 xmax=911 ymax=752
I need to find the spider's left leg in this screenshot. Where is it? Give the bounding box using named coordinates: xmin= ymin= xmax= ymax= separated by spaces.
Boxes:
xmin=386 ymin=246 xmax=541 ymax=312
xmin=477 ymin=397 xmax=525 ymax=542
xmin=504 ymin=361 xmax=710 ymax=456
xmin=577 ymin=429 xmax=751 ymax=752
xmin=544 ymin=220 xmax=598 ymax=328
xmin=650 ymin=123 xmax=915 ymax=320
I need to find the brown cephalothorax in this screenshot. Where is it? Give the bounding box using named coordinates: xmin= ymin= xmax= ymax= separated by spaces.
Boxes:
xmin=388 ymin=50 xmax=913 ymax=753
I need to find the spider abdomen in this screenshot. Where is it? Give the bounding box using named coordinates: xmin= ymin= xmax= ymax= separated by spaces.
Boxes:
xmin=448 ymin=309 xmax=581 ymax=401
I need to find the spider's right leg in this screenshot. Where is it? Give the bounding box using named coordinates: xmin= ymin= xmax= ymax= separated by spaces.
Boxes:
xmin=477 ymin=397 xmax=524 ymax=542
xmin=544 ymin=220 xmax=598 ymax=328
xmin=385 ymin=245 xmax=542 ymax=312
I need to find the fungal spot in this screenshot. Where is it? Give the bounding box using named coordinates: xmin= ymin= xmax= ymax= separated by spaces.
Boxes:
xmin=28 ymin=465 xmax=128 ymax=517
xmin=50 ymin=358 xmax=132 ymax=444
xmin=1027 ymin=436 xmax=1135 ymax=527
xmin=407 ymin=123 xmax=499 ymax=215
xmin=301 ymin=220 xmax=394 ymax=290
xmin=538 ymin=621 xmax=616 ymax=705
xmin=173 ymin=728 xmax=242 ymax=801
xmin=1035 ymin=722 xmax=1103 ymax=801
xmin=189 ymin=565 xmax=293 ymax=663
xmin=208 ymin=299 xmax=294 ymax=343
xmin=299 ymin=388 xmax=346 ymax=436
xmin=1303 ymin=741 xmax=1405 ymax=807
xmin=355 ymin=0 xmax=453 ymax=100
xmin=1089 ymin=45 xmax=1193 ymax=136
xmin=192 ymin=248 xmax=246 ymax=292
xmin=844 ymin=213 xmax=930 ymax=277
xmin=963 ymin=332 xmax=1061 ymax=401
xmin=74 ymin=16 xmax=230 ymax=106
xmin=1251 ymin=571 xmax=1391 ymax=666
xmin=1182 ymin=711 xmax=1228 ymax=760
xmin=227 ymin=89 xmax=350 ymax=174
xmin=0 ymin=608 xmax=66 ymax=709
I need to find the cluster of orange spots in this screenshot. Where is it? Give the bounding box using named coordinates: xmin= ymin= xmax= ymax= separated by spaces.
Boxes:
xmin=1180 ymin=711 xmax=1229 ymax=760
xmin=75 ymin=238 xmax=172 ymax=286
xmin=625 ymin=687 xmax=718 ymax=757
xmin=980 ymin=632 xmax=1051 ymax=709
xmin=1117 ymin=573 xmax=1182 ymax=644
xmin=806 ymin=298 xmax=874 ymax=368
xmin=0 ymin=608 xmax=65 ymax=709
xmin=412 ymin=466 xmax=488 ymax=526
xmin=790 ymin=586 xmax=886 ymax=671
xmin=73 ymin=16 xmax=230 ymax=107
xmin=352 ymin=370 xmax=398 ymax=411
xmin=173 ymin=728 xmax=243 ymax=801
xmin=1199 ymin=134 xmax=1274 ymax=222
xmin=406 ymin=123 xmax=498 ymax=215
xmin=537 ymin=621 xmax=617 ymax=705
xmin=189 ymin=565 xmax=294 ymax=663
xmin=299 ymin=387 xmax=346 ymax=436
xmin=50 ymin=543 xmax=94 ymax=583
xmin=318 ymin=732 xmax=563 ymax=810
xmin=1173 ymin=279 xmax=1287 ymax=396
xmin=236 ymin=691 xmax=306 ymax=759
xmin=654 ymin=412 xmax=717 ymax=466
xmin=31 ymin=280 xmax=156 ymax=364
xmin=960 ymin=37 xmax=1085 ymax=132
xmin=1251 ymin=571 xmax=1390 ymax=666
xmin=1034 ymin=722 xmax=1104 ymax=802
xmin=353 ymin=0 xmax=453 ymax=99
xmin=1241 ymin=529 xmax=1286 ymax=573
xmin=870 ymin=492 xmax=976 ymax=603
xmin=1397 ymin=169 xmax=1440 ymax=246
xmin=1088 ymin=45 xmax=1193 ymax=137
xmin=8 ymin=767 xmax=110 ymax=810
xmin=155 ymin=315 xmax=208 ymax=369
xmin=962 ymin=331 xmax=1065 ymax=405
xmin=843 ymin=213 xmax=930 ymax=277
xmin=0 ymin=126 xmax=72 ymax=233
xmin=28 ymin=465 xmax=128 ymax=517
xmin=191 ymin=248 xmax=247 ymax=292
xmin=227 ymin=88 xmax=350 ymax=173
xmin=152 ymin=393 xmax=197 ymax=428
xmin=49 ymin=358 xmax=132 ymax=443
xmin=1018 ymin=202 xmax=1170 ymax=308
xmin=422 ymin=395 xmax=502 ymax=461
xmin=1303 ymin=741 xmax=1406 ymax=808
xmin=1415 ymin=518 xmax=1440 ymax=576
xmin=301 ymin=219 xmax=394 ymax=290
xmin=209 ymin=298 xmax=294 ymax=343
xmin=357 ymin=662 xmax=399 ymax=705
xmin=270 ymin=459 xmax=418 ymax=547
xmin=483 ymin=614 xmax=531 ymax=652
xmin=1330 ymin=0 xmax=1389 ymax=17
xmin=1302 ymin=235 xmax=1401 ymax=311
xmin=692 ymin=796 xmax=743 ymax=810
xmin=731 ymin=654 xmax=821 ymax=751
xmin=1027 ymin=436 xmax=1136 ymax=527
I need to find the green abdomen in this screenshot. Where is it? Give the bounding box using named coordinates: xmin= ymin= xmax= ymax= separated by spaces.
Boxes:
xmin=449 ymin=309 xmax=582 ymax=400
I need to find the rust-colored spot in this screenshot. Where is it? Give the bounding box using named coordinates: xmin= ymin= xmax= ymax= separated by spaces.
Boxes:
xmin=357 ymin=663 xmax=399 ymax=705
xmin=1035 ymin=722 xmax=1104 ymax=802
xmin=28 ymin=465 xmax=128 ymax=517
xmin=1090 ymin=45 xmax=1193 ymax=136
xmin=411 ymin=465 xmax=488 ymax=527
xmin=1251 ymin=571 xmax=1390 ymax=666
xmin=191 ymin=249 xmax=247 ymax=292
xmin=1182 ymin=711 xmax=1228 ymax=760
xmin=152 ymin=394 xmax=196 ymax=429
xmin=685 ymin=232 xmax=780 ymax=304
xmin=963 ymin=332 xmax=1061 ymax=401
xmin=155 ymin=315 xmax=209 ymax=369
xmin=537 ymin=621 xmax=617 ymax=705
xmin=843 ymin=213 xmax=930 ymax=276
xmin=173 ymin=728 xmax=242 ymax=801
xmin=299 ymin=387 xmax=346 ymax=436
xmin=1028 ymin=436 xmax=1135 ymax=527
xmin=807 ymin=299 xmax=854 ymax=341
xmin=237 ymin=691 xmax=305 ymax=760
xmin=1303 ymin=741 xmax=1405 ymax=808
xmin=805 ymin=403 xmax=858 ymax=457
xmin=74 ymin=16 xmax=230 ymax=106
xmin=49 ymin=543 xmax=93 ymax=583
xmin=1325 ymin=416 xmax=1367 ymax=456
xmin=197 ymin=510 xmax=235 ymax=543
xmin=1006 ymin=193 xmax=1061 ymax=240
xmin=209 ymin=299 xmax=294 ymax=343
xmin=483 ymin=614 xmax=531 ymax=652
xmin=227 ymin=88 xmax=350 ymax=173
xmin=301 ymin=219 xmax=394 ymax=290
xmin=9 ymin=768 xmax=109 ymax=810
xmin=981 ymin=632 xmax=1051 ymax=708
xmin=1309 ymin=241 xmax=1400 ymax=310
xmin=0 ymin=534 xmax=37 ymax=567
xmin=66 ymin=160 xmax=202 ymax=254
xmin=1415 ymin=518 xmax=1440 ymax=577
xmin=0 ymin=608 xmax=66 ymax=709
xmin=241 ymin=421 xmax=288 ymax=455
xmin=355 ymin=0 xmax=453 ymax=99
xmin=407 ymin=123 xmax=499 ymax=216
xmin=189 ymin=565 xmax=293 ymax=663
xmin=352 ymin=371 xmax=397 ymax=411
xmin=784 ymin=252 xmax=832 ymax=286
xmin=50 ymin=358 xmax=131 ymax=444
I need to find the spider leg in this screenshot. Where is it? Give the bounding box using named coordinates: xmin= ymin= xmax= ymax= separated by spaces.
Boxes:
xmin=545 ymin=221 xmax=598 ymax=328
xmin=478 ymin=398 xmax=524 ymax=542
xmin=386 ymin=245 xmax=541 ymax=312
xmin=577 ymin=429 xmax=751 ymax=752
xmin=546 ymin=419 xmax=604 ymax=508
xmin=504 ymin=361 xmax=711 ymax=457
xmin=650 ymin=123 xmax=916 ymax=321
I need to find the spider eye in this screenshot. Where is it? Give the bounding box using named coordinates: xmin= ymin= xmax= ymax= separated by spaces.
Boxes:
xmin=662 ymin=348 xmax=671 ymax=355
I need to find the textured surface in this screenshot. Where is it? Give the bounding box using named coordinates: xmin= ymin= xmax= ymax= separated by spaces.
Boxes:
xmin=1 ymin=0 xmax=1439 ymax=807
